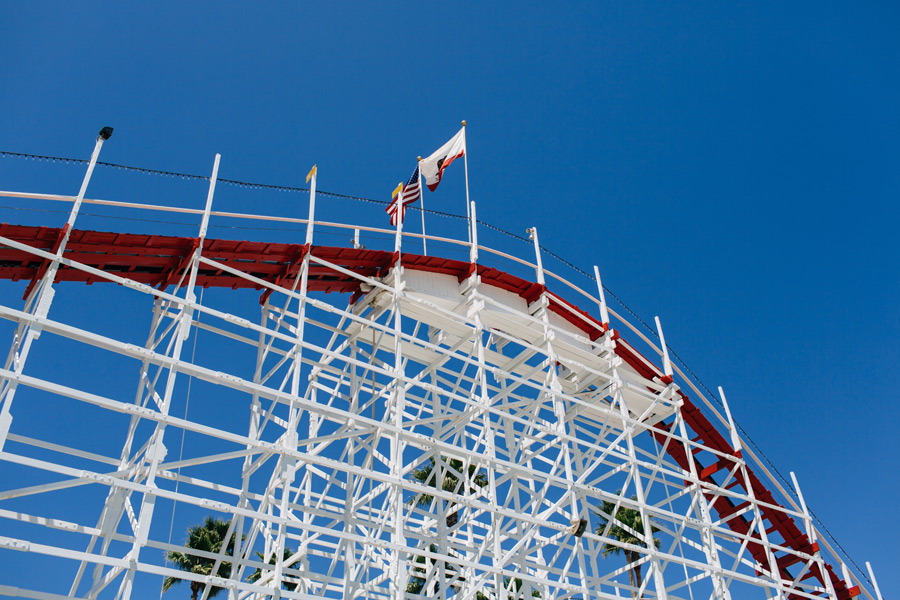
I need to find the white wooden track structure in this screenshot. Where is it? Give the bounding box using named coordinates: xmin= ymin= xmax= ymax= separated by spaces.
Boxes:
xmin=0 ymin=138 xmax=884 ymax=600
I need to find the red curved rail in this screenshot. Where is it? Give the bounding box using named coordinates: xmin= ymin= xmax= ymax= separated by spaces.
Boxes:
xmin=0 ymin=223 xmax=856 ymax=599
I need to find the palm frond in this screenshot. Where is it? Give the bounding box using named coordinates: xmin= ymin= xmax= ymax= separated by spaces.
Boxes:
xmin=162 ymin=516 xmax=236 ymax=596
xmin=161 ymin=576 xmax=180 ymax=592
xmin=247 ymin=547 xmax=298 ymax=591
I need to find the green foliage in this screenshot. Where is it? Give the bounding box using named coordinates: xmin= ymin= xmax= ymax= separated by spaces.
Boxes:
xmin=164 ymin=517 xmax=300 ymax=597
xmin=408 ymin=456 xmax=489 ymax=507
xmin=162 ymin=516 xmax=235 ymax=600
xmin=594 ymin=496 xmax=660 ymax=557
xmin=406 ymin=551 xmax=541 ymax=599
xmin=504 ymin=577 xmax=541 ymax=598
xmin=406 ymin=544 xmax=442 ymax=595
xmin=247 ymin=547 xmax=299 ymax=591
xmin=407 ymin=459 xmax=541 ymax=598
xmin=594 ymin=494 xmax=660 ymax=599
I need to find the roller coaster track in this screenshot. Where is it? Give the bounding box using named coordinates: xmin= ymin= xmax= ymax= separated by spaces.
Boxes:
xmin=0 ymin=222 xmax=859 ymax=600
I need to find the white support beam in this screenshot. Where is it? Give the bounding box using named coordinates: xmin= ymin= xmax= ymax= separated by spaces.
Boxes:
xmin=0 ymin=162 xmax=870 ymax=600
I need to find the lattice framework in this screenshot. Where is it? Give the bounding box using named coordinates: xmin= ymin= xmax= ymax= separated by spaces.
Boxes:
xmin=0 ymin=141 xmax=881 ymax=600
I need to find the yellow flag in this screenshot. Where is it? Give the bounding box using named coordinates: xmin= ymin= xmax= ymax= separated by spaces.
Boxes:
xmin=306 ymin=165 xmax=317 ymax=183
xmin=392 ymin=182 xmax=403 ymax=199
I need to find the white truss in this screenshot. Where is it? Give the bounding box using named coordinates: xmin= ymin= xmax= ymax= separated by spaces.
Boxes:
xmin=0 ymin=147 xmax=881 ymax=600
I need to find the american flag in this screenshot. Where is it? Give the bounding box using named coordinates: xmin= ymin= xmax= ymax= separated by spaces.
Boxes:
xmin=386 ymin=165 xmax=421 ymax=226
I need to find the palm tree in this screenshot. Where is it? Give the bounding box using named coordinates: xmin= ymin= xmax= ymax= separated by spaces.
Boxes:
xmin=163 ymin=516 xmax=235 ymax=600
xmin=508 ymin=577 xmax=541 ymax=599
xmin=406 ymin=543 xmax=442 ymax=595
xmin=406 ymin=456 xmax=489 ymax=596
xmin=406 ymin=547 xmax=534 ymax=599
xmin=409 ymin=456 xmax=488 ymax=508
xmin=594 ymin=496 xmax=660 ymax=599
xmin=247 ymin=547 xmax=299 ymax=591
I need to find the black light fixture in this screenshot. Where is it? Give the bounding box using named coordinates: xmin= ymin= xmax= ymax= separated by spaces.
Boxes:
xmin=570 ymin=517 xmax=587 ymax=537
xmin=98 ymin=126 xmax=114 ymax=141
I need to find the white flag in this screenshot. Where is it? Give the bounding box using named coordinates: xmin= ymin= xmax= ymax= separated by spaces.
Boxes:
xmin=420 ymin=127 xmax=466 ymax=192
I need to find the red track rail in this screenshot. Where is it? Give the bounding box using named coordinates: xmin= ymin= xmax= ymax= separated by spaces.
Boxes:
xmin=616 ymin=342 xmax=855 ymax=599
xmin=0 ymin=224 xmax=856 ymax=599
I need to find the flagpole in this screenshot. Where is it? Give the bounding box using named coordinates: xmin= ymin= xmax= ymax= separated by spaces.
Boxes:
xmin=394 ymin=182 xmax=403 ymax=253
xmin=305 ymin=165 xmax=317 ymax=245
xmin=462 ymin=120 xmax=471 ymax=244
xmin=417 ymin=157 xmax=427 ymax=256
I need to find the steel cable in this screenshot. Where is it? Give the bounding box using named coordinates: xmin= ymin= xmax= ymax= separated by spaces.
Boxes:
xmin=0 ymin=149 xmax=870 ymax=585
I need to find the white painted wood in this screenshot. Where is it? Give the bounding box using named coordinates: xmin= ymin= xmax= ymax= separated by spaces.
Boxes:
xmin=0 ymin=166 xmax=869 ymax=600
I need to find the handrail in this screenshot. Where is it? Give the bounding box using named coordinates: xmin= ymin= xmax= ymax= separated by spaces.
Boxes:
xmin=0 ymin=187 xmax=868 ymax=593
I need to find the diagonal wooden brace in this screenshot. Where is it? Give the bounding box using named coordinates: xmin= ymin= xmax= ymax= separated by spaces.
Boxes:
xmin=156 ymin=238 xmax=200 ymax=291
xmin=259 ymin=244 xmax=309 ymax=305
xmin=21 ymin=224 xmax=70 ymax=300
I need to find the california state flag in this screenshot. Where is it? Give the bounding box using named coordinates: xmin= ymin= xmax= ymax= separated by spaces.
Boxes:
xmin=420 ymin=127 xmax=466 ymax=192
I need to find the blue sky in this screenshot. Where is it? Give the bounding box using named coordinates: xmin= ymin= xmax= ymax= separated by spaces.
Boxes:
xmin=1 ymin=1 xmax=898 ymax=596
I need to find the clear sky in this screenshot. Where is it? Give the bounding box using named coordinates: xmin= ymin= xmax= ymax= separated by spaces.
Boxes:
xmin=1 ymin=1 xmax=898 ymax=597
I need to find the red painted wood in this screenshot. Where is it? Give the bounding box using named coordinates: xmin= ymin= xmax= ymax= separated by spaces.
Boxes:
xmin=0 ymin=223 xmax=852 ymax=597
